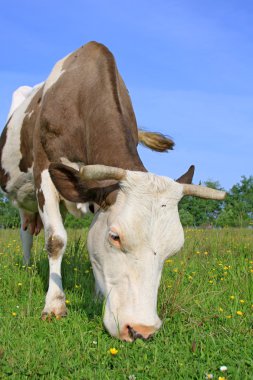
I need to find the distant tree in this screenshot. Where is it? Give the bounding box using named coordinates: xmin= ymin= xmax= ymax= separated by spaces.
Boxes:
xmin=217 ymin=176 xmax=253 ymax=227
xmin=0 ymin=191 xmax=20 ymax=228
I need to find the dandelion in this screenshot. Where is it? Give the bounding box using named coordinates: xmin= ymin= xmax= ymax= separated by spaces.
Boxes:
xmin=220 ymin=366 xmax=228 ymax=372
xmin=208 ymin=280 xmax=213 ymax=284
xmin=239 ymin=299 xmax=245 ymax=304
xmin=206 ymin=374 xmax=213 ymax=379
xmin=65 ymin=299 xmax=71 ymax=305
xmin=218 ymin=307 xmax=223 ymax=312
xmin=12 ymin=312 xmax=17 ymax=317
xmin=109 ymin=347 xmax=118 ymax=355
xmin=226 ymin=315 xmax=232 ymax=319
xmin=236 ymin=311 xmax=243 ymax=316
xmin=230 ymin=295 xmax=235 ymax=300
xmin=173 ymin=268 xmax=178 ymax=273
xmin=17 ymin=282 xmax=22 ymax=286
xmin=204 ymin=251 xmax=208 ymax=255
xmin=166 ymin=259 xmax=173 ymax=264
xmin=218 ymin=377 xmax=226 ymax=380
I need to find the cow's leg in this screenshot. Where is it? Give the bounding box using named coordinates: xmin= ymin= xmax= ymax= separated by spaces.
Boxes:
xmin=36 ymin=169 xmax=67 ymax=318
xmin=19 ymin=209 xmax=33 ymax=265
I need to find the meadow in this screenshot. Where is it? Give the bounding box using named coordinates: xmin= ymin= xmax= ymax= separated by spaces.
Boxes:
xmin=0 ymin=228 xmax=252 ymax=379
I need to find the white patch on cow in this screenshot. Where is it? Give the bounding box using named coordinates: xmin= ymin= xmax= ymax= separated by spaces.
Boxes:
xmin=39 ymin=169 xmax=67 ymax=315
xmin=7 ymin=83 xmax=44 ymax=120
xmin=43 ymin=53 xmax=71 ymax=95
xmin=87 ymin=170 xmax=185 ymax=340
xmin=7 ymin=85 xmax=33 ymax=120
xmin=2 ymin=84 xmax=43 ymax=201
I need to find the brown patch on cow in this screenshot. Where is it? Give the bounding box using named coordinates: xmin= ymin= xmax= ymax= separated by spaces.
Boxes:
xmin=38 ymin=41 xmax=146 ymax=172
xmin=19 ymin=87 xmax=43 ymax=173
xmin=0 ymin=121 xmax=11 ymax=192
xmin=37 ymin=189 xmax=45 ymax=211
xmin=46 ymin=235 xmax=64 ymax=258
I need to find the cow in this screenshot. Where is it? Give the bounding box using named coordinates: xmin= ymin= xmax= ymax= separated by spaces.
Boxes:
xmin=0 ymin=41 xmax=225 ymax=341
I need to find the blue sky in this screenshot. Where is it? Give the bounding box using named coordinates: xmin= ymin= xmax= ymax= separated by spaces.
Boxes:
xmin=0 ymin=0 xmax=252 ymax=190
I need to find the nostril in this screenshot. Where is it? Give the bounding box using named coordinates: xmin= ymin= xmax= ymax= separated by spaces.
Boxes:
xmin=127 ymin=325 xmax=153 ymax=341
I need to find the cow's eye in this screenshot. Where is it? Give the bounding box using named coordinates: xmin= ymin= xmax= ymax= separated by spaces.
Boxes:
xmin=109 ymin=231 xmax=120 ymax=241
xmin=108 ymin=230 xmax=121 ymax=249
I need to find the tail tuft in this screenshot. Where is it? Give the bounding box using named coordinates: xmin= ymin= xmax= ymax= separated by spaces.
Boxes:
xmin=138 ymin=130 xmax=174 ymax=152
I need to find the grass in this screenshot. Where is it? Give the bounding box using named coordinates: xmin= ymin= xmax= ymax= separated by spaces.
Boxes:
xmin=0 ymin=228 xmax=252 ymax=379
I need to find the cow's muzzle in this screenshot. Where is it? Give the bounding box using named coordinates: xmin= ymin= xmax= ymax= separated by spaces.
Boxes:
xmin=120 ymin=324 xmax=157 ymax=342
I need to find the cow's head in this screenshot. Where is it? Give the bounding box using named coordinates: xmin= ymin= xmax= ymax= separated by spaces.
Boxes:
xmin=49 ymin=163 xmax=225 ymax=341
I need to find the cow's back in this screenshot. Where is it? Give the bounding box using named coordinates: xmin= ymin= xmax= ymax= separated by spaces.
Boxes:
xmin=38 ymin=42 xmax=142 ymax=170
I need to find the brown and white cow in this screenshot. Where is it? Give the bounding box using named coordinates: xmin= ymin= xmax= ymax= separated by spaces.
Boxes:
xmin=0 ymin=41 xmax=225 ymax=341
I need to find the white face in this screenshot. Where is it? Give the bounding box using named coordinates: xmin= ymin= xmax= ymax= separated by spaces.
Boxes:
xmin=87 ymin=171 xmax=185 ymax=341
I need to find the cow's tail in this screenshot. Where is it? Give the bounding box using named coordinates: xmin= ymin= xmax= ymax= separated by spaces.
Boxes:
xmin=138 ymin=129 xmax=174 ymax=152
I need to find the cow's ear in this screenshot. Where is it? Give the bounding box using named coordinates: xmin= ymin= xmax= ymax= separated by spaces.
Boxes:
xmin=49 ymin=163 xmax=88 ymax=202
xmin=176 ymin=165 xmax=195 ymax=184
xmin=49 ymin=163 xmax=119 ymax=207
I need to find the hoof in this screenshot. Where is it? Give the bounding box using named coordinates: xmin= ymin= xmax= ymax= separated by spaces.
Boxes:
xmin=41 ymin=303 xmax=68 ymax=320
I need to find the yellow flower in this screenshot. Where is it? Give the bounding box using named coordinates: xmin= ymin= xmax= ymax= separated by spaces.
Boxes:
xmin=173 ymin=268 xmax=178 ymax=273
xmin=236 ymin=311 xmax=243 ymax=316
xmin=239 ymin=299 xmax=245 ymax=303
xmin=17 ymin=282 xmax=22 ymax=286
xmin=204 ymin=251 xmax=208 ymax=255
xmin=166 ymin=259 xmax=173 ymax=264
xmin=230 ymin=295 xmax=235 ymax=300
xmin=208 ymin=280 xmax=213 ymax=284
xmin=65 ymin=299 xmax=71 ymax=305
xmin=12 ymin=312 xmax=17 ymax=317
xmin=223 ymin=266 xmax=229 ymax=270
xmin=218 ymin=377 xmax=226 ymax=380
xmin=109 ymin=347 xmax=118 ymax=355
xmin=218 ymin=307 xmax=223 ymax=312
xmin=226 ymin=315 xmax=232 ymax=319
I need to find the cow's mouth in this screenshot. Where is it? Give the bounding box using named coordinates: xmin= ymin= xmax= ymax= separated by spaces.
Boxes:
xmin=127 ymin=325 xmax=154 ymax=342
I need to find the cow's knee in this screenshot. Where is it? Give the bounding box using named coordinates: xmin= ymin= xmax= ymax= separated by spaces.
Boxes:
xmin=46 ymin=232 xmax=66 ymax=259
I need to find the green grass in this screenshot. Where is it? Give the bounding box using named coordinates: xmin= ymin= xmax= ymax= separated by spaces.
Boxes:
xmin=0 ymin=228 xmax=252 ymax=379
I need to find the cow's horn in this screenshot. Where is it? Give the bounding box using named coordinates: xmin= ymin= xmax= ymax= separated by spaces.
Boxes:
xmin=79 ymin=165 xmax=126 ymax=181
xmin=183 ymin=184 xmax=226 ymax=200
